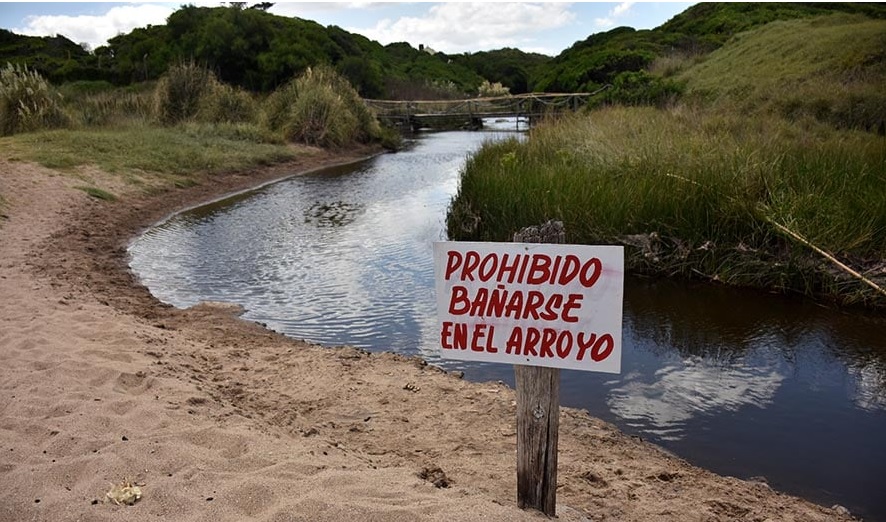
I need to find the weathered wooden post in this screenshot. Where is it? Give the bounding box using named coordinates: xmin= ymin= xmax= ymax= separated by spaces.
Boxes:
xmin=513 ymin=220 xmax=564 ymax=516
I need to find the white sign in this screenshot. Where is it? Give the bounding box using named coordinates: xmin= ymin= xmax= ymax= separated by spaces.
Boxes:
xmin=433 ymin=242 xmax=624 ymax=373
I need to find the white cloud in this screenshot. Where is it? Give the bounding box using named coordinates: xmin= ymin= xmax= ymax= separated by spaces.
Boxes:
xmin=348 ymin=3 xmax=576 ymax=54
xmin=595 ymin=1 xmax=634 ymax=29
xmin=12 ymin=4 xmax=174 ymax=49
xmin=612 ymin=1 xmax=635 ymax=17
xmin=271 ymin=2 xmax=388 ymax=15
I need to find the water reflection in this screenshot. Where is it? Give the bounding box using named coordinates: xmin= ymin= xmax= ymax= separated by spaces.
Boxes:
xmin=608 ymin=359 xmax=785 ymax=441
xmin=619 ymin=278 xmax=886 ymax=426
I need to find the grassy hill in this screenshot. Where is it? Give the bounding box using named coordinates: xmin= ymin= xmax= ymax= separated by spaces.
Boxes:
xmin=679 ymin=13 xmax=886 ymax=130
xmin=534 ymin=2 xmax=886 ymax=96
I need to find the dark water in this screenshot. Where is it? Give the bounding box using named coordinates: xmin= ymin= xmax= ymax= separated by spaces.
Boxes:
xmin=129 ymin=126 xmax=886 ymax=521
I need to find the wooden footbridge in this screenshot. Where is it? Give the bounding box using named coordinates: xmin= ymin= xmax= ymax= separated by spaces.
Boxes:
xmin=365 ymin=91 xmax=606 ymax=131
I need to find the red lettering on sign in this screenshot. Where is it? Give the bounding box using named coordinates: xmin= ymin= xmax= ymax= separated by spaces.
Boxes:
xmin=540 ymin=328 xmax=557 ymax=358
xmin=453 ymin=322 xmax=468 ymax=350
xmin=524 ymin=328 xmax=540 ymax=357
xmin=471 ymin=323 xmax=486 ymax=351
xmin=441 ymin=321 xmax=453 ymax=349
xmin=444 ymin=251 xmax=462 ymax=280
xmin=522 ymin=291 xmax=544 ymax=320
xmin=444 ymin=250 xmax=607 ymax=289
xmin=562 ymin=294 xmax=583 ymax=322
xmin=576 ymin=332 xmax=614 ymax=362
xmin=527 ymin=254 xmax=552 ymax=284
xmin=462 ymin=250 xmax=481 ymax=281
xmin=505 ymin=327 xmax=523 ymax=355
xmin=448 ymin=286 xmax=469 ymax=315
xmin=469 ymin=287 xmax=489 ymax=316
xmin=556 ymin=331 xmax=573 ymax=359
xmin=580 ymin=257 xmax=602 ymax=288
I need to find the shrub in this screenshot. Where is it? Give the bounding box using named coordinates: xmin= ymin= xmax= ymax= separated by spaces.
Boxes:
xmin=282 ymin=76 xmax=359 ymax=147
xmin=197 ymin=82 xmax=258 ymax=124
xmin=598 ymin=70 xmax=685 ymax=108
xmin=260 ymin=80 xmax=299 ymax=134
xmin=0 ymin=63 xmax=69 ymax=136
xmin=264 ymin=65 xmax=383 ymax=148
xmin=478 ymin=80 xmax=510 ymax=97
xmin=153 ymin=62 xmax=216 ymax=125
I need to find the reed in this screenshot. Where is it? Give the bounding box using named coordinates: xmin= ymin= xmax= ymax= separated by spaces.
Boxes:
xmin=0 ymin=63 xmax=69 ymax=135
xmin=447 ymin=107 xmax=885 ymax=306
xmin=65 ymin=87 xmax=154 ymax=127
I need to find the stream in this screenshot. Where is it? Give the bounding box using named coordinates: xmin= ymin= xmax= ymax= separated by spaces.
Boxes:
xmin=129 ymin=124 xmax=886 ymax=520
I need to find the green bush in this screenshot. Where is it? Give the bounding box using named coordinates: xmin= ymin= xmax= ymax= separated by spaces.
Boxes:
xmin=197 ymin=82 xmax=258 ymax=124
xmin=260 ymin=80 xmax=299 ymax=134
xmin=598 ymin=70 xmax=685 ymax=108
xmin=153 ymin=62 xmax=216 ymax=125
xmin=282 ymin=76 xmax=359 ymax=147
xmin=0 ymin=63 xmax=69 ymax=136
xmin=264 ymin=65 xmax=383 ymax=148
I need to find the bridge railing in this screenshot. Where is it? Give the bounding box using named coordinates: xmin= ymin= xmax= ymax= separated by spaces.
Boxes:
xmin=365 ymin=92 xmax=604 ymax=120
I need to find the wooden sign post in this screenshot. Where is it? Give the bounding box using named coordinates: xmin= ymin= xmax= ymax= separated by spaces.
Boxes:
xmin=515 ymin=364 xmax=560 ymax=514
xmin=433 ymin=221 xmax=624 ymax=518
xmin=513 ymin=221 xmax=564 ymax=516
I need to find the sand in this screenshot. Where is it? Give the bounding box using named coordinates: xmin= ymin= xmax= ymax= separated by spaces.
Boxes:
xmin=0 ymin=153 xmax=856 ymax=521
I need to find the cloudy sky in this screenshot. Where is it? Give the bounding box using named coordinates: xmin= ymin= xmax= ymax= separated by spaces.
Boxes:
xmin=0 ymin=2 xmax=694 ymax=56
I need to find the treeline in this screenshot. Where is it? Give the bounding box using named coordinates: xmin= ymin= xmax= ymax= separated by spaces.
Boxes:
xmin=2 ymin=2 xmax=885 ymax=101
xmin=0 ymin=4 xmax=486 ymax=99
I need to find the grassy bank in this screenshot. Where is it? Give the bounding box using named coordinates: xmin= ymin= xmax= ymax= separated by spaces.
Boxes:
xmin=448 ymin=108 xmax=884 ymax=306
xmin=0 ymin=62 xmax=397 ymax=198
xmin=447 ymin=15 xmax=886 ymax=307
xmin=2 ymin=123 xmax=300 ymax=190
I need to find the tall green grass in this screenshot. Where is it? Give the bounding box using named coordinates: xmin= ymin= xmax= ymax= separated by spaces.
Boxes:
xmin=2 ymin=61 xmax=397 ymax=152
xmin=0 ymin=62 xmax=400 ymax=197
xmin=448 ymin=107 xmax=885 ymax=305
xmin=0 ymin=63 xmax=69 ymax=135
xmin=63 ymin=84 xmax=155 ymax=127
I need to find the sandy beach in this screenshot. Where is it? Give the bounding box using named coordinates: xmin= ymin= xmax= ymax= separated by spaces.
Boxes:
xmin=0 ymin=153 xmax=856 ymax=521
